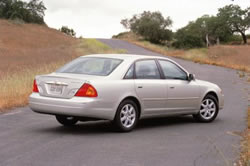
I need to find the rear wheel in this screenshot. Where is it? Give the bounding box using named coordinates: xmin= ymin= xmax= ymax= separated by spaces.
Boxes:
xmin=55 ymin=115 xmax=78 ymax=126
xmin=114 ymin=100 xmax=139 ymax=132
xmin=193 ymin=94 xmax=219 ymax=122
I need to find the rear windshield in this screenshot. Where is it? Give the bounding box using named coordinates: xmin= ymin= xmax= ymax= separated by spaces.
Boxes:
xmin=56 ymin=57 xmax=123 ymax=76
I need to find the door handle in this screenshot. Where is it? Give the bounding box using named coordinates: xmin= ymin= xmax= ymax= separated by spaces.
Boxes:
xmin=138 ymin=86 xmax=143 ymax=89
xmin=170 ymin=86 xmax=175 ymax=89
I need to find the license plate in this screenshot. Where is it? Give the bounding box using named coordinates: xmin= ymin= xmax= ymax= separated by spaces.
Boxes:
xmin=50 ymin=84 xmax=63 ymax=94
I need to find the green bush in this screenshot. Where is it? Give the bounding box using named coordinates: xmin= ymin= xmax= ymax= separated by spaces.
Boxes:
xmin=172 ymin=35 xmax=204 ymax=49
xmin=0 ymin=0 xmax=46 ymax=24
xmin=227 ymin=35 xmax=243 ymax=42
xmin=172 ymin=14 xmax=234 ymax=48
xmin=59 ymin=26 xmax=76 ymax=37
xmin=112 ymin=32 xmax=129 ymax=39
xmin=172 ymin=24 xmax=205 ymax=49
xmin=121 ymin=11 xmax=173 ymax=44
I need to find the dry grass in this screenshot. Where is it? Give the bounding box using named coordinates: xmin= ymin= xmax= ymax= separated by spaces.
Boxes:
xmin=0 ymin=62 xmax=66 ymax=112
xmin=246 ymin=107 xmax=250 ymax=165
xmin=133 ymin=41 xmax=250 ymax=72
xmin=115 ymin=32 xmax=250 ymax=72
xmin=236 ymin=107 xmax=250 ymax=166
xmin=0 ymin=19 xmax=124 ymax=111
xmin=248 ymin=108 xmax=250 ymax=159
xmin=248 ymin=108 xmax=250 ymax=165
xmin=0 ymin=19 xmax=77 ymax=78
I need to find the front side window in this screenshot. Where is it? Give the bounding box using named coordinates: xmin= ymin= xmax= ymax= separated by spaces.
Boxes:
xmin=135 ymin=60 xmax=161 ymax=79
xmin=56 ymin=57 xmax=122 ymax=76
xmin=158 ymin=60 xmax=187 ymax=80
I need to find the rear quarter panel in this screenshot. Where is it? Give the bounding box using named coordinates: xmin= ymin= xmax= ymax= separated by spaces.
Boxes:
xmin=90 ymin=79 xmax=139 ymax=120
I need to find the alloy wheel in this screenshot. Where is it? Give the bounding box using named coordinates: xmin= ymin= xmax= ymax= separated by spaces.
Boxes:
xmin=120 ymin=104 xmax=136 ymax=128
xmin=200 ymin=99 xmax=216 ymax=120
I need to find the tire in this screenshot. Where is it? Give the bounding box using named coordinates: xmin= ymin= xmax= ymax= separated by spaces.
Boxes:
xmin=193 ymin=94 xmax=219 ymax=122
xmin=55 ymin=115 xmax=78 ymax=126
xmin=114 ymin=100 xmax=139 ymax=132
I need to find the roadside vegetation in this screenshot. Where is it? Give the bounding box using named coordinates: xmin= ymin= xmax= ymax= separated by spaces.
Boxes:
xmin=247 ymin=107 xmax=250 ymax=166
xmin=248 ymin=108 xmax=250 ymax=165
xmin=118 ymin=5 xmax=250 ymax=47
xmin=0 ymin=19 xmax=124 ymax=111
xmin=0 ymin=0 xmax=46 ymax=24
xmin=120 ymin=11 xmax=173 ymax=44
xmin=236 ymin=107 xmax=250 ymax=166
xmin=113 ymin=5 xmax=250 ymax=72
xmin=114 ymin=32 xmax=250 ymax=72
xmin=59 ymin=26 xmax=77 ymax=37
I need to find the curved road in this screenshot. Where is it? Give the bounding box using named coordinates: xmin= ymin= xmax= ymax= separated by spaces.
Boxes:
xmin=0 ymin=39 xmax=248 ymax=166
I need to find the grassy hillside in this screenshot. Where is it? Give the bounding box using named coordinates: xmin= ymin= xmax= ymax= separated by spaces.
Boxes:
xmin=114 ymin=32 xmax=250 ymax=72
xmin=0 ymin=19 xmax=124 ymax=111
xmin=0 ymin=19 xmax=77 ymax=78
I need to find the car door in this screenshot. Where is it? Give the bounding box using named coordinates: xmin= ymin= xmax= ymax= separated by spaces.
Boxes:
xmin=133 ymin=59 xmax=167 ymax=114
xmin=158 ymin=60 xmax=200 ymax=112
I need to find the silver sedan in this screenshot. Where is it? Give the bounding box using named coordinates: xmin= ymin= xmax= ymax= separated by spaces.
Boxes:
xmin=29 ymin=54 xmax=224 ymax=132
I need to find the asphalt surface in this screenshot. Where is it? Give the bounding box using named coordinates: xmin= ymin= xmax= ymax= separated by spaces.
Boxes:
xmin=0 ymin=39 xmax=249 ymax=166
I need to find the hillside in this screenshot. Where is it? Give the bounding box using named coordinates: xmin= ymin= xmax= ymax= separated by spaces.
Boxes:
xmin=0 ymin=19 xmax=122 ymax=110
xmin=0 ymin=19 xmax=78 ymax=78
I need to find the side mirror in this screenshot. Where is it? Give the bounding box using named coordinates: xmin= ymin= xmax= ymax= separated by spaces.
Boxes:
xmin=188 ymin=74 xmax=195 ymax=81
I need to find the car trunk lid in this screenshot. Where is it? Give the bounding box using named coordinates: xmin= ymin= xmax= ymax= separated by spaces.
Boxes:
xmin=35 ymin=73 xmax=102 ymax=99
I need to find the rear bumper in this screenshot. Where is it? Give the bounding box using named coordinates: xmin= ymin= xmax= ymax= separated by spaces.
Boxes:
xmin=29 ymin=93 xmax=115 ymax=120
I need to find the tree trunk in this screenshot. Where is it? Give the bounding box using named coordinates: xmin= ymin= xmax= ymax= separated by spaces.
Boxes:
xmin=216 ymin=37 xmax=220 ymax=45
xmin=240 ymin=32 xmax=247 ymax=44
xmin=206 ymin=34 xmax=210 ymax=47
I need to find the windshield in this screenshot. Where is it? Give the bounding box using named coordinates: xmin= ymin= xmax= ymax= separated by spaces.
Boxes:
xmin=56 ymin=57 xmax=123 ymax=76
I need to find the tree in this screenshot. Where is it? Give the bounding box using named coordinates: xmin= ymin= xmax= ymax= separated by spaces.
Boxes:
xmin=192 ymin=15 xmax=232 ymax=46
xmin=26 ymin=0 xmax=46 ymax=24
xmin=0 ymin=0 xmax=46 ymax=24
xmin=121 ymin=11 xmax=173 ymax=44
xmin=173 ymin=22 xmax=205 ymax=49
xmin=217 ymin=5 xmax=250 ymax=44
xmin=173 ymin=15 xmax=233 ymax=48
xmin=59 ymin=26 xmax=76 ymax=37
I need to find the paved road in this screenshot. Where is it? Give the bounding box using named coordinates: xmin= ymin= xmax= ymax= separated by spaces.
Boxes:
xmin=0 ymin=39 xmax=248 ymax=166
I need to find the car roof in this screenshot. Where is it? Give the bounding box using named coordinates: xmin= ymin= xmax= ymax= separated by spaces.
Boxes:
xmin=81 ymin=54 xmax=171 ymax=61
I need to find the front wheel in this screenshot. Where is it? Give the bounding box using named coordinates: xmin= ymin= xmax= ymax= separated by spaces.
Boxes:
xmin=193 ymin=94 xmax=219 ymax=122
xmin=55 ymin=115 xmax=78 ymax=126
xmin=114 ymin=100 xmax=139 ymax=132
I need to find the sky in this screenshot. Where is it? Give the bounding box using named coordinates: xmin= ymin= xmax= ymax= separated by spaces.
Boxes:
xmin=42 ymin=0 xmax=250 ymax=38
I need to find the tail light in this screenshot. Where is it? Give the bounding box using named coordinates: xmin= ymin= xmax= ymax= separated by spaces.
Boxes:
xmin=75 ymin=83 xmax=98 ymax=97
xmin=33 ymin=79 xmax=39 ymax=93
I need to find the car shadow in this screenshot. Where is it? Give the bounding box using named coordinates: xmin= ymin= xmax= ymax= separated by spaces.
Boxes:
xmin=137 ymin=115 xmax=196 ymax=130
xmin=34 ymin=120 xmax=115 ymax=135
xmin=33 ymin=115 xmax=199 ymax=135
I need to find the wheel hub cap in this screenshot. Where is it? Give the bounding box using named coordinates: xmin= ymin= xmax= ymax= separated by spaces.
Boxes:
xmin=200 ymin=99 xmax=216 ymax=120
xmin=120 ymin=104 xmax=136 ymax=128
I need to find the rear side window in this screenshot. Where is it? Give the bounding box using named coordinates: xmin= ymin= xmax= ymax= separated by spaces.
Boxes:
xmin=124 ymin=65 xmax=134 ymax=79
xmin=158 ymin=60 xmax=187 ymax=80
xmin=56 ymin=57 xmax=122 ymax=76
xmin=135 ymin=60 xmax=161 ymax=79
